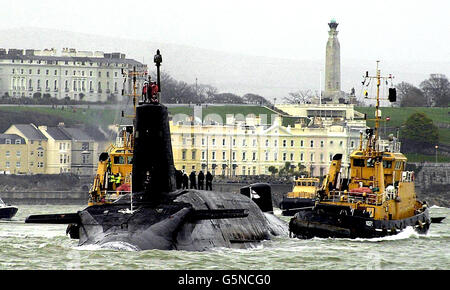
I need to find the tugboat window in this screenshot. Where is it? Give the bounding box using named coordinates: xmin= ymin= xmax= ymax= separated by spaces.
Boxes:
xmin=114 ymin=156 xmax=125 ymax=164
xmin=383 ymin=160 xmax=392 ymax=168
xmin=127 ymin=156 xmax=133 ymax=164
xmin=353 ymin=159 xmax=365 ymax=167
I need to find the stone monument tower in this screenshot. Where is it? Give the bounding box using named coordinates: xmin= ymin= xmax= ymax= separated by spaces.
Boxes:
xmin=324 ymin=19 xmax=342 ymax=102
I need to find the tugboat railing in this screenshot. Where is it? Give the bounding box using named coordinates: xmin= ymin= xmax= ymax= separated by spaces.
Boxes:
xmin=89 ymin=190 xmax=132 ymax=203
xmin=322 ymin=190 xmax=383 ymax=206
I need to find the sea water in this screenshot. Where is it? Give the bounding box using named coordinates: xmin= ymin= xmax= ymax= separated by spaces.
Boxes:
xmin=0 ymin=205 xmax=448 ymax=270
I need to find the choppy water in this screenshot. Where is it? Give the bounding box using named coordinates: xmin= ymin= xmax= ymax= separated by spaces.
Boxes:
xmin=0 ymin=205 xmax=448 ymax=270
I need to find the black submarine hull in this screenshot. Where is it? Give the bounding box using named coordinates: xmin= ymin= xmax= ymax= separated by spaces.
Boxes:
xmin=279 ymin=197 xmax=315 ymax=216
xmin=289 ymin=204 xmax=430 ymax=239
xmin=69 ymin=189 xmax=285 ymax=251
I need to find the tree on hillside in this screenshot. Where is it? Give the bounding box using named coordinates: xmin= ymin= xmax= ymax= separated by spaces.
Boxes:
xmin=420 ymin=74 xmax=450 ymax=107
xmin=243 ymin=93 xmax=272 ymax=106
xmin=396 ymin=82 xmax=427 ymax=107
xmin=400 ymin=112 xmax=439 ymax=154
xmin=284 ymin=89 xmax=313 ymax=104
xmin=207 ymin=93 xmax=244 ymax=104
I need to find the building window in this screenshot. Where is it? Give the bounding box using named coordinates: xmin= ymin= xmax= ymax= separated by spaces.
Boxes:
xmin=182 ymin=150 xmax=186 ymax=160
xmin=300 ymin=153 xmax=304 ymax=161
xmin=300 ymin=140 xmax=304 ymax=147
xmin=310 ymin=153 xmax=314 ymax=162
xmin=283 ymin=140 xmax=286 ymax=147
xmin=37 ymin=162 xmax=44 ymax=168
xmin=212 ymin=151 xmax=216 ymax=160
xmin=310 ymin=140 xmax=314 ymax=148
xmin=321 ymin=141 xmax=324 ymax=148
xmin=16 ymin=151 xmax=21 ymax=157
xmin=232 ymin=151 xmax=236 ymax=160
xmin=265 ymin=139 xmax=269 ymax=147
xmin=15 ymin=139 xmax=21 ymax=144
xmin=222 ymin=151 xmax=226 ymax=160
xmin=82 ymin=154 xmax=89 ymax=164
xmin=252 ymin=152 xmax=256 ymax=161
xmin=291 ymin=140 xmax=294 ymax=147
xmin=5 ymin=139 xmax=11 ymax=144
xmin=290 ymin=153 xmax=294 ymax=161
xmin=201 ymin=151 xmax=206 ymax=160
xmin=242 ymin=152 xmax=246 ymax=160
xmin=81 ymin=143 xmax=89 ymax=150
xmin=16 ymin=162 xmax=21 ymax=168
xmin=5 ymin=161 xmax=10 ymax=168
xmin=5 ymin=151 xmax=10 ymax=157
xmin=191 ymin=151 xmax=196 ymax=160
xmin=283 ymin=153 xmax=287 ymax=161
xmin=222 ymin=139 xmax=226 ymax=146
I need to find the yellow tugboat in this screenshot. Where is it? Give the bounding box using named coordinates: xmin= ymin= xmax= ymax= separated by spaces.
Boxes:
xmin=289 ymin=62 xmax=431 ymax=239
xmin=88 ymin=67 xmax=145 ymax=206
xmin=280 ymin=177 xmax=319 ymax=216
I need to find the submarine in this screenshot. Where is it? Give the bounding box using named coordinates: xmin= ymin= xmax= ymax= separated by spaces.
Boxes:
xmin=26 ymin=50 xmax=286 ymax=251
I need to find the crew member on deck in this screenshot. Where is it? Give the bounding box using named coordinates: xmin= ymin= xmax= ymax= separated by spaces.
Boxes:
xmin=198 ymin=170 xmax=205 ymax=190
xmin=189 ymin=171 xmax=197 ymax=189
xmin=142 ymin=81 xmax=149 ymax=102
xmin=182 ymin=173 xmax=189 ymax=189
xmin=150 ymin=81 xmax=159 ymax=104
xmin=206 ymin=171 xmax=213 ymax=191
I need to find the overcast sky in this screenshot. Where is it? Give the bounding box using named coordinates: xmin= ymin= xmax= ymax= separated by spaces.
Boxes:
xmin=2 ymin=0 xmax=449 ymax=63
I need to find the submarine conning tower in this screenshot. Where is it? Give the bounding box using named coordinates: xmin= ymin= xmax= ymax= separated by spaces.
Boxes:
xmin=132 ymin=103 xmax=176 ymax=197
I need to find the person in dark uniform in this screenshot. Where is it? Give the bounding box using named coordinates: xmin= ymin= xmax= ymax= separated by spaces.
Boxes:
xmin=197 ymin=170 xmax=205 ymax=190
xmin=206 ymin=171 xmax=213 ymax=190
xmin=182 ymin=173 xmax=189 ymax=189
xmin=189 ymin=171 xmax=197 ymax=189
xmin=175 ymin=170 xmax=183 ymax=189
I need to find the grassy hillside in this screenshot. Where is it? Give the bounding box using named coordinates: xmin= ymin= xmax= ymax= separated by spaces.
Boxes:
xmin=2 ymin=105 xmax=448 ymax=149
xmin=355 ymin=107 xmax=450 ymax=145
xmin=201 ymin=105 xmax=276 ymax=124
xmin=0 ymin=105 xmax=196 ymax=135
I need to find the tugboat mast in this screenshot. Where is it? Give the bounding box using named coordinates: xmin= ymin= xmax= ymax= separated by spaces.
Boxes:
xmin=363 ymin=61 xmax=394 ymax=153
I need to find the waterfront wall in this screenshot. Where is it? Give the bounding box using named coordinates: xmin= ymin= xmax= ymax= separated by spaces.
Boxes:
xmin=410 ymin=162 xmax=450 ymax=207
xmin=2 ymin=183 xmax=291 ymax=206
xmin=2 ymin=163 xmax=449 ymax=207
xmin=2 ymin=191 xmax=89 ymax=205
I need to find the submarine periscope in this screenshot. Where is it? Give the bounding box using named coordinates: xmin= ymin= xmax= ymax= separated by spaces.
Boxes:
xmin=25 ymin=49 xmax=287 ymax=251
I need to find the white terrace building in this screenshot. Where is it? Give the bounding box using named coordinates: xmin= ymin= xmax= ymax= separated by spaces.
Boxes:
xmin=0 ymin=48 xmax=147 ymax=102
